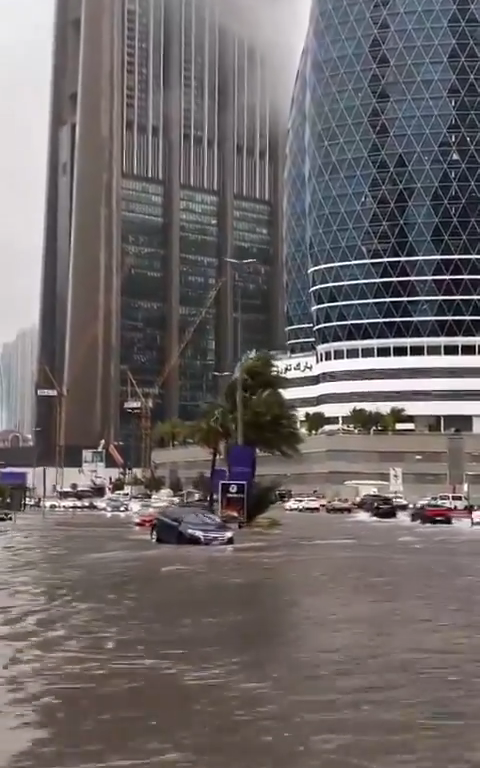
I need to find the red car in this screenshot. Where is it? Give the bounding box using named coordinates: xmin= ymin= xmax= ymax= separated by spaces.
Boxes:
xmin=412 ymin=503 xmax=453 ymax=525
xmin=134 ymin=512 xmax=157 ymax=528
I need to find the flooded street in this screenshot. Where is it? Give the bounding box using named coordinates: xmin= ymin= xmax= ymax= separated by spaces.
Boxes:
xmin=2 ymin=511 xmax=480 ymax=767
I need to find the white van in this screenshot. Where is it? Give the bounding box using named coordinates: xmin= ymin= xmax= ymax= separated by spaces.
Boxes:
xmin=430 ymin=493 xmax=469 ymax=510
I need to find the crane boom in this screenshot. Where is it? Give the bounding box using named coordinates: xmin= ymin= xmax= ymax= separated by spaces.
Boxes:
xmin=154 ymin=279 xmax=224 ymax=394
xmin=124 ymin=277 xmax=225 ymax=472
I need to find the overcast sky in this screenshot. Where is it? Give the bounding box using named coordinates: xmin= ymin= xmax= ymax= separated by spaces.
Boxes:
xmin=0 ymin=0 xmax=54 ymax=344
xmin=0 ymin=0 xmax=310 ymax=347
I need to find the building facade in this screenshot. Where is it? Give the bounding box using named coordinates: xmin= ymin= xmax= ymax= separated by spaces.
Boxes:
xmin=0 ymin=326 xmax=37 ymax=437
xmin=284 ymin=0 xmax=480 ymax=430
xmin=37 ymin=0 xmax=284 ymax=462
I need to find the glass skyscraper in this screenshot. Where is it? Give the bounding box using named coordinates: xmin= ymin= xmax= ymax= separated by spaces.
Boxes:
xmin=37 ymin=0 xmax=284 ymax=462
xmin=284 ymin=0 xmax=480 ymax=430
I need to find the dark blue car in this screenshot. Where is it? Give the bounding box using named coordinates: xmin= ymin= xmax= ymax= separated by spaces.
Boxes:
xmin=150 ymin=506 xmax=235 ymax=546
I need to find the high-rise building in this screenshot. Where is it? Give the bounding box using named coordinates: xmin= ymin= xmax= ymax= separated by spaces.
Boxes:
xmin=284 ymin=0 xmax=480 ymax=432
xmin=37 ymin=0 xmax=284 ymax=462
xmin=0 ymin=326 xmax=37 ymax=436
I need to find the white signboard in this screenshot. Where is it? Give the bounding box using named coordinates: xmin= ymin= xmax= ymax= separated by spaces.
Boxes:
xmin=389 ymin=467 xmax=403 ymax=493
xmin=124 ymin=399 xmax=142 ymax=411
xmin=82 ymin=449 xmax=106 ymax=471
xmin=37 ymin=388 xmax=57 ymax=397
xmin=274 ymin=356 xmax=316 ymax=377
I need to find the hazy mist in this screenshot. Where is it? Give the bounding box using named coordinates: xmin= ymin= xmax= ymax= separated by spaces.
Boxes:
xmin=215 ymin=0 xmax=311 ymax=118
xmin=0 ymin=0 xmax=310 ymax=346
xmin=0 ymin=0 xmax=54 ymax=344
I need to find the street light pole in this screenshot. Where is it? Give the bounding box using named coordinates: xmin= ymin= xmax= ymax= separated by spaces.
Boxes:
xmin=225 ymin=257 xmax=255 ymax=446
xmin=235 ymin=278 xmax=244 ymax=445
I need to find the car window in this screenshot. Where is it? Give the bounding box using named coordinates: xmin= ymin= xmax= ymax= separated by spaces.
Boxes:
xmin=452 ymin=495 xmax=463 ymax=501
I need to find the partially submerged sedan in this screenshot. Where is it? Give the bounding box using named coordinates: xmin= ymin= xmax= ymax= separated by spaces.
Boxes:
xmin=150 ymin=507 xmax=234 ymax=546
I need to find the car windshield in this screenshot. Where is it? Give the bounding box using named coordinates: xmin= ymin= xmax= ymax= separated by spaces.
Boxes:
xmin=181 ymin=511 xmax=222 ymax=529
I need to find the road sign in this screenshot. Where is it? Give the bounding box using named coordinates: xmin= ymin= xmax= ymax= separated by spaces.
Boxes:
xmin=82 ymin=449 xmax=106 ymax=471
xmin=37 ymin=388 xmax=57 ymax=397
xmin=389 ymin=467 xmax=403 ymax=492
xmin=124 ymin=399 xmax=142 ymax=411
xmin=219 ymin=481 xmax=247 ymax=522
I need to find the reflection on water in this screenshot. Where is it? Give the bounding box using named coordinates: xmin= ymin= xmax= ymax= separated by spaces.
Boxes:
xmin=1 ymin=511 xmax=480 ymax=766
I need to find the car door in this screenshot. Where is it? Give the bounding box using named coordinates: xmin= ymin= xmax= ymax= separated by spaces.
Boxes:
xmin=159 ymin=513 xmax=182 ymax=543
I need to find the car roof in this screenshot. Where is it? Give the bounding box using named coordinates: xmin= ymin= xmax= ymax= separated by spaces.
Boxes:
xmin=160 ymin=505 xmax=210 ymax=518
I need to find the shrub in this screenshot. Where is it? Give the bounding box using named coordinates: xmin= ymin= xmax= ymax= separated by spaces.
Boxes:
xmin=144 ymin=474 xmax=166 ymax=492
xmin=246 ymin=480 xmax=281 ymax=524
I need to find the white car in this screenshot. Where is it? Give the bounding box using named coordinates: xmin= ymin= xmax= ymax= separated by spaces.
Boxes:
xmin=284 ymin=498 xmax=304 ymax=512
xmin=301 ymin=497 xmax=323 ymax=512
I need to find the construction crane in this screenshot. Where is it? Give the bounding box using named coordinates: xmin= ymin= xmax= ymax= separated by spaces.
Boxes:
xmin=124 ymin=278 xmax=225 ymax=473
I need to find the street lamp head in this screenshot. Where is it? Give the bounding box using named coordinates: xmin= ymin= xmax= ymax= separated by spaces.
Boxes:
xmin=213 ymin=371 xmax=232 ymax=377
xmin=225 ymin=257 xmax=256 ymax=265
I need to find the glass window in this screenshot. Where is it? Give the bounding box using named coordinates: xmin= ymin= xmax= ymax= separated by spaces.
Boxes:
xmin=410 ymin=345 xmax=425 ymax=356
xmin=324 ymin=350 xmax=332 ymax=361
xmin=443 ymin=345 xmax=459 ymax=356
xmin=377 ymin=346 xmax=391 ymax=358
xmin=361 ymin=347 xmax=375 ymax=358
xmin=346 ymin=348 xmax=359 ymax=359
xmin=333 ymin=349 xmax=345 ymax=360
xmin=393 ymin=346 xmax=408 ymax=357
xmin=461 ymin=345 xmax=476 ymax=355
xmin=426 ymin=345 xmax=442 ymax=355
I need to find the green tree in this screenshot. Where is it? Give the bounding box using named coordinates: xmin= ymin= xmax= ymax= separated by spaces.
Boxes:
xmin=345 ymin=407 xmax=384 ymax=433
xmin=144 ymin=473 xmax=165 ymax=492
xmin=190 ymin=404 xmax=230 ymax=507
xmin=151 ymin=418 xmax=188 ymax=448
xmin=380 ymin=407 xmax=410 ymax=432
xmin=193 ymin=352 xmax=302 ymax=458
xmin=304 ymin=410 xmax=327 ymax=435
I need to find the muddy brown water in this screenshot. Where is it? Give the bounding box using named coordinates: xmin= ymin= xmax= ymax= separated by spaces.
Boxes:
xmin=1 ymin=510 xmax=480 ymax=767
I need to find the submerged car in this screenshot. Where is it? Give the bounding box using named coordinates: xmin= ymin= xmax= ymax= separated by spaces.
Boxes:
xmin=150 ymin=507 xmax=234 ymax=545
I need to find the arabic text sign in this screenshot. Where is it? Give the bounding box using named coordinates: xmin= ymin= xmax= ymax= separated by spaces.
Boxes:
xmin=276 ymin=357 xmax=316 ymax=377
xmin=219 ymin=481 xmax=247 ymax=522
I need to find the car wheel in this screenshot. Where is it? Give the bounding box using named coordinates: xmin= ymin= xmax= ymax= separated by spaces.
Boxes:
xmin=446 ymin=518 xmax=453 ymax=525
xmin=150 ymin=527 xmax=159 ymax=543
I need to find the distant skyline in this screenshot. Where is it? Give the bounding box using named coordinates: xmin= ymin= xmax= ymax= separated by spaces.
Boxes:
xmin=0 ymin=0 xmax=54 ymax=344
xmin=0 ymin=0 xmax=309 ymax=346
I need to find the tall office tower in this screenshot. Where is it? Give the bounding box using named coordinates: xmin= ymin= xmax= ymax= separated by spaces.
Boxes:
xmin=0 ymin=326 xmax=38 ymax=436
xmin=37 ymin=0 xmax=284 ymax=462
xmin=283 ymin=0 xmax=480 ymax=432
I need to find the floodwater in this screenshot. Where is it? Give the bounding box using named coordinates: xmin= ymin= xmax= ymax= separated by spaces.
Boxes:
xmin=2 ymin=511 xmax=480 ymax=767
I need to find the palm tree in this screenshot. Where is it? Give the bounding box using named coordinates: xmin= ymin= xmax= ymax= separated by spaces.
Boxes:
xmin=346 ymin=407 xmax=384 ymax=433
xmin=151 ymin=418 xmax=188 ymax=448
xmin=304 ymin=410 xmax=327 ymax=435
xmin=190 ymin=404 xmax=231 ymax=508
xmin=381 ymin=407 xmax=410 ymax=433
xmin=345 ymin=407 xmax=371 ymax=432
xmin=194 ymin=352 xmax=303 ymax=458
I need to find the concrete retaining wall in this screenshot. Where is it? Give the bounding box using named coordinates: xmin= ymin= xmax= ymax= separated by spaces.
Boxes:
xmin=151 ymin=433 xmax=480 ymax=499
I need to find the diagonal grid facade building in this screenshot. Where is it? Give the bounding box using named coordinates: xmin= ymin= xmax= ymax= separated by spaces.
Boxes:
xmin=283 ymin=0 xmax=480 ymax=430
